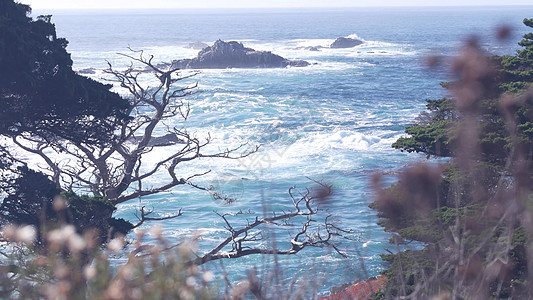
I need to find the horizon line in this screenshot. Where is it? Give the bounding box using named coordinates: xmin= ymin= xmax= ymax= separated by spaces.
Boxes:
xmin=30 ymin=4 xmax=533 ymax=11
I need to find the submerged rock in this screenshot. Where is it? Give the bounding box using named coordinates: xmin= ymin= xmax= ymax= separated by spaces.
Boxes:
xmin=186 ymin=41 xmax=209 ymax=50
xmin=330 ymin=37 xmax=363 ymax=48
xmin=294 ymin=45 xmax=324 ymax=51
xmin=77 ymin=68 xmax=96 ymax=74
xmin=128 ymin=133 xmax=184 ymax=147
xmin=171 ymin=40 xmax=310 ymax=69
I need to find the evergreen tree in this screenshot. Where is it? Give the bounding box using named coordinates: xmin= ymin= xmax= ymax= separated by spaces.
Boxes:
xmin=0 ymin=0 xmax=131 ymax=241
xmin=372 ymin=19 xmax=533 ymax=299
xmin=0 ymin=0 xmax=129 ymax=144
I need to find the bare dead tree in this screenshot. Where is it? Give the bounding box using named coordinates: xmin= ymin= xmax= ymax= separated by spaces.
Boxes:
xmin=7 ymin=50 xmax=356 ymax=280
xmin=9 ymin=49 xmax=257 ymax=214
xmin=184 ymin=184 xmax=357 ymax=266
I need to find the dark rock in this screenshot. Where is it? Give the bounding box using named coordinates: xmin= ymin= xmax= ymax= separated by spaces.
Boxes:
xmin=152 ymin=62 xmax=171 ymax=71
xmin=171 ymin=40 xmax=309 ymax=69
xmin=330 ymin=37 xmax=363 ymax=48
xmin=186 ymin=41 xmax=209 ymax=50
xmin=294 ymin=45 xmax=323 ymax=51
xmin=78 ymin=68 xmax=96 ymax=74
xmin=289 ymin=60 xmax=312 ymax=67
xmin=128 ymin=133 xmax=184 ymax=147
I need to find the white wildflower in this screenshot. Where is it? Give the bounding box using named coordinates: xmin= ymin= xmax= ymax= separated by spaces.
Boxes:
xmin=231 ymin=280 xmax=250 ymax=298
xmin=48 ymin=228 xmax=66 ymax=246
xmin=83 ymin=265 xmax=97 ymax=280
xmin=62 ymin=225 xmax=76 ymax=239
xmin=107 ymin=237 xmax=124 ymax=254
xmin=53 ymin=195 xmax=67 ymax=211
xmin=16 ymin=225 xmax=36 ymax=244
xmin=186 ymin=276 xmax=197 ymax=287
xmin=120 ymin=265 xmax=134 ymax=281
xmin=107 ymin=280 xmax=124 ymax=299
xmin=131 ymin=288 xmax=142 ymax=300
xmin=1 ymin=224 xmax=17 ymax=241
xmin=47 ymin=225 xmax=76 ymax=247
xmin=134 ymin=228 xmax=145 ymax=240
xmin=150 ymin=224 xmax=163 ymax=238
xmin=67 ymin=234 xmax=86 ymax=253
xmin=54 ymin=265 xmax=69 ymax=279
xmin=179 ymin=289 xmax=193 ymax=300
xmin=188 ymin=265 xmax=198 ymax=275
xmin=202 ymin=271 xmax=214 ymax=282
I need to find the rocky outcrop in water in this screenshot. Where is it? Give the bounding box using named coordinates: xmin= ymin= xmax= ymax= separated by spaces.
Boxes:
xmin=77 ymin=68 xmax=97 ymax=74
xmin=330 ymin=37 xmax=363 ymax=48
xmin=186 ymin=41 xmax=209 ymax=50
xmin=128 ymin=133 xmax=184 ymax=147
xmin=170 ymin=40 xmax=309 ymax=69
xmin=294 ymin=46 xmax=323 ymax=51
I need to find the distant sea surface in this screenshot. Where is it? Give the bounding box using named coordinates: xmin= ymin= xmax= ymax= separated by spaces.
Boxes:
xmin=31 ymin=6 xmax=533 ymax=295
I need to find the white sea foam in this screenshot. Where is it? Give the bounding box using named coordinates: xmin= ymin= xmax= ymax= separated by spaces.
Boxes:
xmin=346 ymin=33 xmax=367 ymax=42
xmin=362 ymin=240 xmax=383 ymax=248
xmin=143 ymin=45 xmax=200 ymax=61
xmin=125 ymin=35 xmax=419 ymax=69
xmin=325 ymin=131 xmax=381 ymax=150
xmin=252 ymin=34 xmax=418 ymax=59
xmin=72 ymin=38 xmax=416 ymax=78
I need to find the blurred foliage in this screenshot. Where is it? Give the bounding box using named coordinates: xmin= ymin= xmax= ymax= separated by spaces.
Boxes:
xmin=372 ymin=18 xmax=533 ymax=299
xmin=0 ymin=225 xmax=215 ymax=299
xmin=393 ymin=19 xmax=533 ymax=165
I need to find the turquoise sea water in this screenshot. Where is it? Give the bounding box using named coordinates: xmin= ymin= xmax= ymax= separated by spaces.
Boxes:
xmin=30 ymin=6 xmax=533 ymax=295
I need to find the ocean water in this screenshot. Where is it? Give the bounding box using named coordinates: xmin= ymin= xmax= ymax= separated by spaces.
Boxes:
xmin=29 ymin=5 xmax=533 ymax=295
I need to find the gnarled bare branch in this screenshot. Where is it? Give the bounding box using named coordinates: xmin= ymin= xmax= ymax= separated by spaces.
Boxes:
xmin=12 ymin=50 xmax=257 ymax=223
xmin=189 ymin=184 xmax=356 ymax=265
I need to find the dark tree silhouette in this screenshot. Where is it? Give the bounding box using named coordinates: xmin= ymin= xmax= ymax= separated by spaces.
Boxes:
xmin=0 ymin=0 xmax=129 ymax=145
